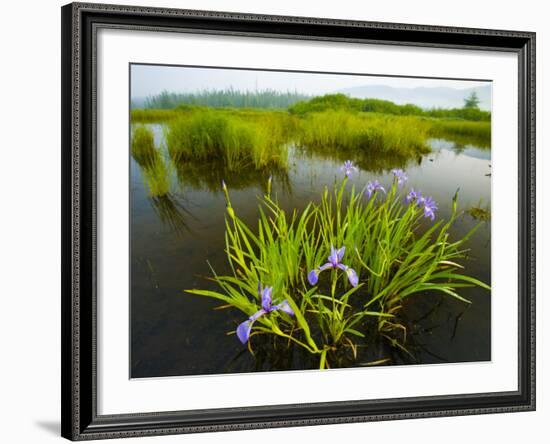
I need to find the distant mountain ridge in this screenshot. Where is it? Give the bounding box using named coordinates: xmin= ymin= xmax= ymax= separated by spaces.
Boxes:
xmin=337 ymin=84 xmax=491 ymax=110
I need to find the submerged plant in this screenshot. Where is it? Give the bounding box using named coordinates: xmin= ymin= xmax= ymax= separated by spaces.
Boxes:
xmin=467 ymin=199 xmax=491 ymax=222
xmin=185 ymin=168 xmax=490 ymax=369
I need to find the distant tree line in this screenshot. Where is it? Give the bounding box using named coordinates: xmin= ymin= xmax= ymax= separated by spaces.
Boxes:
xmin=136 ymin=90 xmax=490 ymax=121
xmin=289 ymin=94 xmax=490 ymax=121
xmin=141 ymin=89 xmax=311 ymax=110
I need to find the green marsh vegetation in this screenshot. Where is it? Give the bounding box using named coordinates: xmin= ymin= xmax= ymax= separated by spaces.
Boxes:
xmin=165 ymin=110 xmax=293 ymax=171
xmin=131 ymin=125 xmax=158 ymax=168
xmin=131 ymin=90 xmax=492 ymax=223
xmin=131 ymin=125 xmax=171 ymax=197
xmin=131 ymin=109 xmax=183 ymax=123
xmin=428 ymin=119 xmax=491 ymax=148
xmin=186 ymin=170 xmax=490 ymax=369
xmin=132 ymin=92 xmax=491 ymax=164
xmin=289 ymin=94 xmax=491 ymax=149
xmin=289 ymin=93 xmax=490 ymax=120
xmin=296 ymin=110 xmax=431 ymax=156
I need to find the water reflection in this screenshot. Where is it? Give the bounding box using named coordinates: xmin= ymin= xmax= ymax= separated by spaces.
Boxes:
xmin=149 ymin=194 xmax=194 ymax=236
xmin=430 ymin=138 xmax=491 ymax=161
xmin=171 ymin=157 xmax=292 ymax=194
xmin=295 ymin=143 xmax=421 ymax=174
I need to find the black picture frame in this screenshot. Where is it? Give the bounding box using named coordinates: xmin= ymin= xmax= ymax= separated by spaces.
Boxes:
xmin=61 ymin=2 xmax=536 ymax=440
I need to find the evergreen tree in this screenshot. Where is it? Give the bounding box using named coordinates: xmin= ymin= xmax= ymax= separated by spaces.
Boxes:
xmin=464 ymin=91 xmax=480 ymax=109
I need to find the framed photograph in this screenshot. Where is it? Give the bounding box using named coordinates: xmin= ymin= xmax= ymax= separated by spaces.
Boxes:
xmin=61 ymin=2 xmax=535 ymax=440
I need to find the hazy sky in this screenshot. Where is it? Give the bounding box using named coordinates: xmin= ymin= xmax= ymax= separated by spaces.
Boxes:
xmin=130 ymin=64 xmax=490 ymax=98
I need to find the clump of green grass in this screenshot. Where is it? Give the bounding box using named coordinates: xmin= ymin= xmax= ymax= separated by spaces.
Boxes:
xmin=131 ymin=125 xmax=171 ymax=197
xmin=131 ymin=125 xmax=159 ymax=168
xmin=429 ymin=119 xmax=491 ymax=148
xmin=186 ymin=169 xmax=490 ymax=368
xmin=141 ymin=160 xmax=171 ymax=197
xmin=165 ymin=110 xmax=289 ymax=171
xmin=298 ymin=110 xmax=431 ymax=156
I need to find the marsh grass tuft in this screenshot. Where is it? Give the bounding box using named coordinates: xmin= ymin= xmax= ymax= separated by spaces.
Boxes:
xmin=429 ymin=119 xmax=491 ymax=148
xmin=131 ymin=125 xmax=171 ymax=197
xmin=140 ymin=160 xmax=171 ymax=197
xmin=297 ymin=111 xmax=431 ymax=156
xmin=131 ymin=125 xmax=158 ymax=168
xmin=165 ymin=110 xmax=290 ymax=171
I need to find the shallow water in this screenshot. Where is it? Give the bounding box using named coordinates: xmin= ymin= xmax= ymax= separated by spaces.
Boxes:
xmin=130 ymin=125 xmax=491 ymax=378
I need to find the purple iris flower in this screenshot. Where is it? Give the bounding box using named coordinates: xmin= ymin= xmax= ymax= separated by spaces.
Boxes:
xmin=406 ymin=188 xmax=437 ymax=220
xmin=236 ymin=284 xmax=294 ymax=344
xmin=421 ymin=196 xmax=438 ymax=221
xmin=406 ymin=188 xmax=422 ymax=203
xmin=391 ymin=169 xmax=408 ymax=186
xmin=365 ymin=180 xmax=386 ymax=199
xmin=341 ymin=160 xmax=358 ymax=178
xmin=308 ymin=246 xmax=359 ymax=287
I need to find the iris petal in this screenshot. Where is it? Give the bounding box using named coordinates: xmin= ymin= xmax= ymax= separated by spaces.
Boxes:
xmin=236 ymin=320 xmax=252 ymax=344
xmin=249 ymin=309 xmax=267 ymax=322
xmin=261 ymin=286 xmax=273 ymax=312
xmin=328 ymin=246 xmax=339 ymax=265
xmin=236 ymin=309 xmax=266 ymax=344
xmin=337 ymin=246 xmax=346 ymax=262
xmin=308 ymin=269 xmax=319 ymax=285
xmin=274 ymin=300 xmax=294 ymax=316
xmin=346 ymin=268 xmax=359 ymax=287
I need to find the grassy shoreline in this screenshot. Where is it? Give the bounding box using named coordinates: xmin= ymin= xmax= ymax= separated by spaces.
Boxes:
xmin=131 ymin=107 xmax=491 ymax=153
